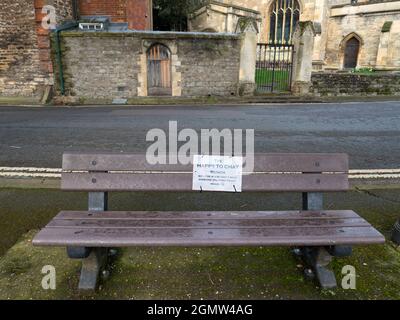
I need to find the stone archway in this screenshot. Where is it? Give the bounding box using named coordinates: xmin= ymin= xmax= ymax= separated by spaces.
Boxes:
xmin=340 ymin=33 xmax=363 ymax=69
xmin=343 ymin=37 xmax=360 ymax=69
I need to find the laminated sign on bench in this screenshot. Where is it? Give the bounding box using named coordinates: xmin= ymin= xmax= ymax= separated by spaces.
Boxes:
xmin=192 ymin=155 xmax=243 ymax=192
xmin=33 ymin=152 xmax=385 ymax=290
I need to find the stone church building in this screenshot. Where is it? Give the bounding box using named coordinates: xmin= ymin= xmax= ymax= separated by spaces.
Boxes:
xmin=1 ymin=0 xmax=399 ymax=99
xmin=188 ymin=0 xmax=400 ymax=70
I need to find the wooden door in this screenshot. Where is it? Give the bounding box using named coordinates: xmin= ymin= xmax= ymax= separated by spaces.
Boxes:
xmin=344 ymin=38 xmax=360 ymax=69
xmin=147 ymin=44 xmax=172 ymax=96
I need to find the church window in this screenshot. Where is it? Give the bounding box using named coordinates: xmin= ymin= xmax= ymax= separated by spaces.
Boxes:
xmin=269 ymin=0 xmax=300 ymax=44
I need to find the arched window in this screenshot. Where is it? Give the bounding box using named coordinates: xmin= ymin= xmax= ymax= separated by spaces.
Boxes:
xmin=147 ymin=44 xmax=172 ymax=96
xmin=343 ymin=37 xmax=360 ymax=69
xmin=269 ymin=0 xmax=300 ymax=44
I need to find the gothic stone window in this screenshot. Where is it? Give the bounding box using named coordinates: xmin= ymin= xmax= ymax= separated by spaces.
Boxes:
xmin=269 ymin=0 xmax=300 ymax=44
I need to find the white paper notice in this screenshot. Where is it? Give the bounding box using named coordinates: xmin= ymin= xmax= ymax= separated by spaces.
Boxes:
xmin=192 ymin=155 xmax=243 ymax=192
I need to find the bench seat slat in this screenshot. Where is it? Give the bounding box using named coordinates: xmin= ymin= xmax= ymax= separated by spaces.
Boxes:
xmin=62 ymin=173 xmax=349 ymax=192
xmin=63 ymin=153 xmax=349 ymax=173
xmin=33 ymin=211 xmax=385 ymax=247
xmin=47 ymin=218 xmax=369 ymax=229
xmin=32 ymin=227 xmax=385 ymax=247
xmin=54 ymin=210 xmax=361 ymax=220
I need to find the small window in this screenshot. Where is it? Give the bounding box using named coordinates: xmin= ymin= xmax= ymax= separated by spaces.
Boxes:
xmin=79 ymin=23 xmax=104 ymax=31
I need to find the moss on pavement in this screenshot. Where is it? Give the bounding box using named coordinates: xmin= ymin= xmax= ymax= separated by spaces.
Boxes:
xmin=0 ymin=230 xmax=399 ymax=300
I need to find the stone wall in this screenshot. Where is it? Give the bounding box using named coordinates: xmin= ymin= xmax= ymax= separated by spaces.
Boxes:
xmin=56 ymin=31 xmax=242 ymax=99
xmin=0 ymin=0 xmax=74 ymax=97
xmin=60 ymin=34 xmax=142 ymax=98
xmin=52 ymin=0 xmax=74 ymax=22
xmin=0 ymin=0 xmax=42 ymax=96
xmin=178 ymin=37 xmax=241 ymax=96
xmin=311 ymin=72 xmax=400 ymax=96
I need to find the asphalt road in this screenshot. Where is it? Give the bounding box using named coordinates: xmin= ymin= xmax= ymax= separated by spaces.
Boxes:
xmin=0 ymin=101 xmax=399 ymax=169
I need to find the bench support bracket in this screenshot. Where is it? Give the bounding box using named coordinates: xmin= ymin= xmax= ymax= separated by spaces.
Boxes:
xmin=79 ymin=248 xmax=108 ymax=290
xmin=300 ymin=246 xmax=337 ymax=289
xmin=77 ymin=191 xmax=109 ymax=290
xmin=392 ymin=219 xmax=400 ymax=245
xmin=300 ymin=192 xmax=337 ymax=289
xmin=302 ymin=192 xmax=323 ymax=211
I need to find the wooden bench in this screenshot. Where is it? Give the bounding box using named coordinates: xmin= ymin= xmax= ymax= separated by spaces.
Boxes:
xmin=33 ymin=152 xmax=385 ymax=290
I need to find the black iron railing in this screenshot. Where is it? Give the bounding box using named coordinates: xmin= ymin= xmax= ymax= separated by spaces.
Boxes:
xmin=256 ymin=43 xmax=294 ymax=93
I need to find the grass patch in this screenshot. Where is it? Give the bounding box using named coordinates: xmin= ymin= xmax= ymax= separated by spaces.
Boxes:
xmin=2 ymin=255 xmax=32 ymax=275
xmin=0 ymin=231 xmax=399 ymax=300
xmin=350 ymin=68 xmax=376 ymax=75
xmin=0 ymin=97 xmax=41 ymax=106
xmin=255 ymin=69 xmax=290 ymax=92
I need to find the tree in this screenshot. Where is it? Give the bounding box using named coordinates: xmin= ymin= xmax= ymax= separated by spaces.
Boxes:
xmin=153 ymin=0 xmax=206 ymax=31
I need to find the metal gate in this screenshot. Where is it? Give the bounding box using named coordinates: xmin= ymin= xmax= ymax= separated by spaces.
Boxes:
xmin=147 ymin=44 xmax=172 ymax=96
xmin=256 ymin=43 xmax=294 ymax=93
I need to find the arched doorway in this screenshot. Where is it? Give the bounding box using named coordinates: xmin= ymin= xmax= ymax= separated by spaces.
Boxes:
xmin=147 ymin=44 xmax=172 ymax=96
xmin=269 ymin=0 xmax=300 ymax=44
xmin=343 ymin=37 xmax=360 ymax=69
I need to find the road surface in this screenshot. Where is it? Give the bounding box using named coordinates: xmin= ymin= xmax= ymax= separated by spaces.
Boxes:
xmin=0 ymin=101 xmax=399 ymax=169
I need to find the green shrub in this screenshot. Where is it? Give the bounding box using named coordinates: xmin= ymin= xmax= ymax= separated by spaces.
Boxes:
xmin=350 ymin=67 xmax=375 ymax=74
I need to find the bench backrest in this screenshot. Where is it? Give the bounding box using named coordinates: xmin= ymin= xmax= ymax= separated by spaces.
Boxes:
xmin=61 ymin=153 xmax=349 ymax=192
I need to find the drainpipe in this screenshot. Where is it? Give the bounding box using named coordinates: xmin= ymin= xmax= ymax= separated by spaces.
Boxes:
xmin=72 ymin=0 xmax=79 ymax=21
xmin=54 ymin=21 xmax=78 ymax=95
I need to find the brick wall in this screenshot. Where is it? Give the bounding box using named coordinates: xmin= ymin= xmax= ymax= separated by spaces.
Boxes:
xmin=56 ymin=32 xmax=242 ymax=100
xmin=78 ymin=0 xmax=152 ymax=30
xmin=35 ymin=0 xmax=74 ymax=81
xmin=311 ymin=72 xmax=400 ymax=96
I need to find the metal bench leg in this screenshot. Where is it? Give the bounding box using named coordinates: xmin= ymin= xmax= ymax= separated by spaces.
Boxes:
xmin=79 ymin=248 xmax=108 ymax=290
xmin=298 ymin=192 xmax=337 ymax=288
xmin=326 ymin=245 xmax=352 ymax=257
xmin=67 ymin=246 xmax=92 ymax=259
xmin=77 ymin=191 xmax=110 ymax=290
xmin=392 ymin=219 xmax=400 ymax=245
xmin=302 ymin=192 xmax=323 ymax=211
xmin=301 ymin=246 xmax=337 ymax=289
